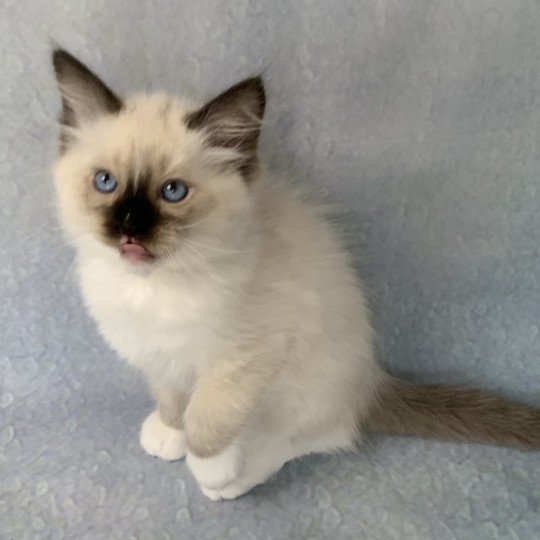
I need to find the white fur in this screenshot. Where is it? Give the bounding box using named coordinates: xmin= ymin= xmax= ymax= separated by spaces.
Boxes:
xmin=72 ymin=177 xmax=381 ymax=498
xmin=190 ymin=409 xmax=357 ymax=500
xmin=139 ymin=410 xmax=186 ymax=461
xmin=187 ymin=443 xmax=244 ymax=492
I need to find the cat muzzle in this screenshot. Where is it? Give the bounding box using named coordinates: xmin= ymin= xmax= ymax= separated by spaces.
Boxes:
xmin=119 ymin=236 xmax=154 ymax=263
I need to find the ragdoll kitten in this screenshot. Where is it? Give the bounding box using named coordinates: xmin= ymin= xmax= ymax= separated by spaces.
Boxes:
xmin=51 ymin=49 xmax=540 ymax=500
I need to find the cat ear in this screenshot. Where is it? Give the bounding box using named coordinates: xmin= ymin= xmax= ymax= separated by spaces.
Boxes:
xmin=52 ymin=49 xmax=122 ymax=149
xmin=186 ymin=76 xmax=265 ymax=179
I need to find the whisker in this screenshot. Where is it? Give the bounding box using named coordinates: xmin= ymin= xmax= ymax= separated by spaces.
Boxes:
xmin=63 ymin=254 xmax=80 ymax=283
xmin=173 ymin=215 xmax=212 ymax=232
xmin=164 ymin=246 xmax=196 ymax=283
xmin=181 ymin=242 xmax=225 ymax=285
xmin=182 ymin=237 xmax=250 ymax=255
xmin=15 ymin=226 xmax=63 ymax=246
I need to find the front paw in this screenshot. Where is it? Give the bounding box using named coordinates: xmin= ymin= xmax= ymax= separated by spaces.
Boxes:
xmin=200 ymin=481 xmax=252 ymax=501
xmin=140 ymin=410 xmax=186 ymax=461
xmin=187 ymin=443 xmax=244 ymax=492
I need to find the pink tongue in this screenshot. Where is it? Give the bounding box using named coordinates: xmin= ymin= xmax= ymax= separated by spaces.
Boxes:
xmin=121 ymin=243 xmax=150 ymax=263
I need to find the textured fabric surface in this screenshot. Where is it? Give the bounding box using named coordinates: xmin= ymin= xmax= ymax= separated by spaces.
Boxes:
xmin=2 ymin=1 xmax=540 ymax=538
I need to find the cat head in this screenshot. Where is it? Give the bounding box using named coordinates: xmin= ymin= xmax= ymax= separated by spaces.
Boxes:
xmin=52 ymin=49 xmax=265 ymax=269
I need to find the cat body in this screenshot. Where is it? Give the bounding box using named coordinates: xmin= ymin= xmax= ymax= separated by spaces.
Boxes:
xmin=52 ymin=50 xmax=540 ymax=500
xmin=74 ymin=171 xmax=379 ymax=499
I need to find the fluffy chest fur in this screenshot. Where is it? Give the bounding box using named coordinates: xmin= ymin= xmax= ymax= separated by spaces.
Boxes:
xmin=77 ymin=247 xmax=237 ymax=389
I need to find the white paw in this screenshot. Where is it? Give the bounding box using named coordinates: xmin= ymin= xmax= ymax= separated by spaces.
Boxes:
xmin=200 ymin=481 xmax=253 ymax=501
xmin=187 ymin=443 xmax=244 ymax=491
xmin=200 ymin=486 xmax=224 ymax=501
xmin=140 ymin=410 xmax=186 ymax=461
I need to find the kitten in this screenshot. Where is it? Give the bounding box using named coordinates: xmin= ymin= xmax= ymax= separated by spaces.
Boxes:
xmin=51 ymin=49 xmax=540 ymax=500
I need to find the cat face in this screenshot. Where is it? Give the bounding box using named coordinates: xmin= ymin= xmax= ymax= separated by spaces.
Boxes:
xmin=52 ymin=50 xmax=265 ymax=267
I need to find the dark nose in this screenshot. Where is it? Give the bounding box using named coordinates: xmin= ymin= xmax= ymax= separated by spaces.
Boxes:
xmin=111 ymin=194 xmax=157 ymax=237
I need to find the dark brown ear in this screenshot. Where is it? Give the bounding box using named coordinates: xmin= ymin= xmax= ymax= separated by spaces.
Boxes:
xmin=52 ymin=49 xmax=122 ymax=150
xmin=186 ymin=77 xmax=265 ymax=179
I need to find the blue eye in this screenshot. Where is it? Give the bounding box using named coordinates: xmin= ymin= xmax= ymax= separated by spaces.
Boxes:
xmin=161 ymin=180 xmax=189 ymax=202
xmin=93 ymin=170 xmax=118 ymax=193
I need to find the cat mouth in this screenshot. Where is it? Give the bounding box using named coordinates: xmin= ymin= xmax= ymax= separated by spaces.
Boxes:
xmin=119 ymin=236 xmax=155 ymax=264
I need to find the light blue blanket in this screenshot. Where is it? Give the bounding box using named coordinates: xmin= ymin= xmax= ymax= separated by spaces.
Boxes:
xmin=2 ymin=1 xmax=539 ymax=538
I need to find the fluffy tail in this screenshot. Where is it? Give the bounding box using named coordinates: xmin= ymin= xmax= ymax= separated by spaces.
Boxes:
xmin=366 ymin=378 xmax=540 ymax=449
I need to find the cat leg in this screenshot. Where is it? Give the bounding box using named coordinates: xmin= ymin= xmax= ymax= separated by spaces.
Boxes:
xmin=200 ymin=423 xmax=357 ymax=500
xmin=184 ymin=355 xmax=279 ymax=489
xmin=195 ymin=435 xmax=293 ymax=500
xmin=186 ymin=442 xmax=245 ymax=492
xmin=183 ymin=355 xmax=278 ymax=458
xmin=140 ymin=385 xmax=189 ymax=461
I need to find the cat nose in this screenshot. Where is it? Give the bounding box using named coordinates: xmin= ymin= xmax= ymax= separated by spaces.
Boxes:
xmin=115 ymin=209 xmax=155 ymax=236
xmin=120 ymin=211 xmax=144 ymax=236
xmin=111 ymin=194 xmax=157 ymax=237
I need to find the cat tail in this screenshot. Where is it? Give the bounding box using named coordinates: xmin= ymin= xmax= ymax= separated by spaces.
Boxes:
xmin=366 ymin=378 xmax=540 ymax=449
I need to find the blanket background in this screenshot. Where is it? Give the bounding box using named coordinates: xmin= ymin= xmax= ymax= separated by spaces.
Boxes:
xmin=2 ymin=1 xmax=539 ymax=538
